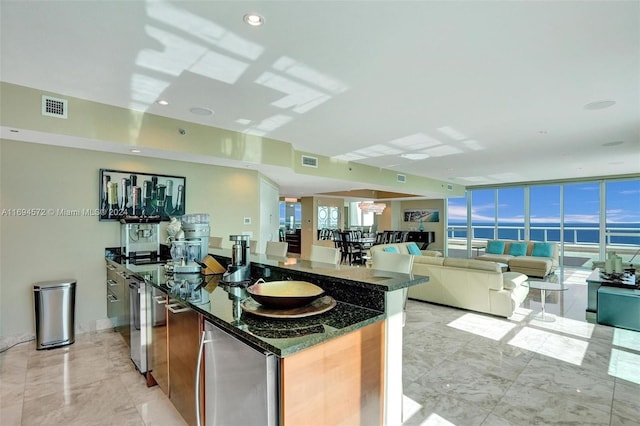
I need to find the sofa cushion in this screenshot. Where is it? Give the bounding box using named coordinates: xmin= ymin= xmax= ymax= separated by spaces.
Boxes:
xmin=509 ymin=242 xmax=528 ymax=256
xmin=383 ymin=246 xmax=399 ymax=253
xmin=413 ymin=256 xmax=445 ymax=266
xmin=532 ymin=242 xmax=554 ymax=257
xmin=486 ymin=240 xmax=505 ymax=254
xmin=406 ymin=242 xmax=422 ymax=255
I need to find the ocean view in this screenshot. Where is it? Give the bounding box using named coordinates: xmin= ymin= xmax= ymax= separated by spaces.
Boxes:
xmin=448 ymin=222 xmax=640 ymax=246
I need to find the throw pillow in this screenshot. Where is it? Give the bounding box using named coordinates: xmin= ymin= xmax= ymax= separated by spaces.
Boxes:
xmin=509 ymin=242 xmax=528 ymax=256
xmin=532 ymin=242 xmax=553 ymax=257
xmin=383 ymin=246 xmax=398 ymax=253
xmin=486 ymin=240 xmax=505 ymax=254
xmin=406 ymin=242 xmax=422 ymax=255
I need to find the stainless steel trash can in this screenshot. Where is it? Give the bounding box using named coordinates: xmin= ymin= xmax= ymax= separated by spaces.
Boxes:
xmin=34 ymin=279 xmax=76 ymax=350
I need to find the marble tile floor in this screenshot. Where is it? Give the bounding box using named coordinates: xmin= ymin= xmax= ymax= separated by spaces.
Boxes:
xmin=2 ymin=266 xmax=638 ymax=426
xmin=0 ymin=331 xmax=187 ymax=426
xmin=403 ymin=268 xmax=640 ymax=426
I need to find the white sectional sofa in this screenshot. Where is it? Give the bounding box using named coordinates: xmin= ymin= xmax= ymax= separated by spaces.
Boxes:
xmin=368 ymin=241 xmax=442 ymax=258
xmin=370 ymin=243 xmax=529 ymax=317
xmin=475 ymin=240 xmax=559 ymax=278
xmin=409 ymin=257 xmax=529 ymax=318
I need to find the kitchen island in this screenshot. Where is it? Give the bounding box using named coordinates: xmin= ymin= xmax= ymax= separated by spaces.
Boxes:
xmin=108 ymin=249 xmax=428 ymax=425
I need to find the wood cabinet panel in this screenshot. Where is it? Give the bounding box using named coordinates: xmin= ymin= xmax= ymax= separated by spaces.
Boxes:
xmin=168 ymin=305 xmax=200 ymax=426
xmin=280 ymin=321 xmax=385 ymax=426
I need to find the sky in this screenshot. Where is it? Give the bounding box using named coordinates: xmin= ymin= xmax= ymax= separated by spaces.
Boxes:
xmin=448 ymin=179 xmax=640 ymax=224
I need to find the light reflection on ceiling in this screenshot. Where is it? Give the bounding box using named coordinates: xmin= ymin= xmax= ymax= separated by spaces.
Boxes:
xmin=146 ymin=0 xmax=264 ymax=60
xmin=131 ymin=0 xmax=348 ymax=137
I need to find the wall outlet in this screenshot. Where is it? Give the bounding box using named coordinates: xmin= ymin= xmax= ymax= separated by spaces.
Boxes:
xmin=243 ymin=217 xmax=251 ymax=225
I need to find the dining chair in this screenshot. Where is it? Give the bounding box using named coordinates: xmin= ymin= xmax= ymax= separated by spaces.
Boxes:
xmin=338 ymin=231 xmax=364 ymax=265
xmin=310 ymin=245 xmax=340 ymax=265
xmin=265 ymin=240 xmax=288 ymax=257
xmin=208 ymin=236 xmax=223 ymax=249
xmin=371 ymin=251 xmax=414 ymax=325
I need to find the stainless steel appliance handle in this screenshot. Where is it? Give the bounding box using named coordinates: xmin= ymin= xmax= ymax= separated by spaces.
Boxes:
xmin=107 ymin=279 xmax=118 ymax=287
xmin=166 ymin=303 xmax=190 ymax=314
xmin=195 ymin=328 xmax=214 ymax=426
xmin=195 ymin=330 xmax=205 ymax=426
xmin=153 ymin=295 xmax=166 ymax=304
xmin=107 ymin=294 xmax=117 ymax=303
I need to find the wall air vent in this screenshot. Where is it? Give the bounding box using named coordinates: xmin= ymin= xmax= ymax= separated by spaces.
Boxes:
xmin=397 ymin=174 xmax=406 ymax=183
xmin=41 ymin=95 xmax=68 ymax=119
xmin=447 ymin=184 xmax=454 ymax=191
xmin=301 ymin=155 xmax=318 ymax=168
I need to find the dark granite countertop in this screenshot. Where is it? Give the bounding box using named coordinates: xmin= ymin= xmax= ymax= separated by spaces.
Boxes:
xmin=105 ymin=248 xmax=428 ymax=357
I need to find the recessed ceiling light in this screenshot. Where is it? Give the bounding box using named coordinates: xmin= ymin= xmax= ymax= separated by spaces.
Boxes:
xmin=189 ymin=107 xmax=213 ymax=116
xmin=130 ymin=149 xmax=141 ymax=153
xmin=602 ymin=140 xmax=624 ymax=147
xmin=243 ymin=13 xmax=264 ymax=26
xmin=584 ymin=100 xmax=616 ymax=110
xmin=156 ymin=99 xmax=169 ymax=106
xmin=236 ymin=118 xmax=252 ymax=125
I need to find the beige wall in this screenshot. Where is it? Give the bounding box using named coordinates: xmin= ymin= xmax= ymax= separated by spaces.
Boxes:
xmin=0 ymin=139 xmax=261 ymax=340
xmin=399 ymin=199 xmax=446 ymax=249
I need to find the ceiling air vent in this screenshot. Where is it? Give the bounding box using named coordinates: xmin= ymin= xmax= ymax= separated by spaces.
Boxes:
xmin=397 ymin=174 xmax=406 ymax=183
xmin=301 ymin=155 xmax=318 ymax=168
xmin=42 ymin=95 xmax=68 ymax=119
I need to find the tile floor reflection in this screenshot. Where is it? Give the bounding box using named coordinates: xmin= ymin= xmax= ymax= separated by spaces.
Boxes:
xmin=403 ymin=267 xmax=640 ymax=426
xmin=1 ymin=267 xmax=639 ymax=426
xmin=0 ymin=331 xmax=186 ymax=426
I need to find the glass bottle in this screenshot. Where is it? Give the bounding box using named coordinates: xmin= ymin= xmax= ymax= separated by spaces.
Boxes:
xmin=101 ymin=174 xmax=111 ymax=211
xmin=156 ymin=184 xmax=167 ymax=219
xmin=107 ymin=181 xmax=119 ymax=219
xmin=120 ymin=178 xmax=130 ymax=213
xmin=143 ymin=180 xmax=154 ymax=216
xmin=164 ymin=180 xmax=174 ymax=217
xmin=131 ymin=186 xmax=142 ymax=216
xmin=150 ymin=176 xmax=158 ymax=210
xmin=126 ymin=175 xmax=136 ymax=214
xmin=172 ymin=184 xmax=184 ymax=216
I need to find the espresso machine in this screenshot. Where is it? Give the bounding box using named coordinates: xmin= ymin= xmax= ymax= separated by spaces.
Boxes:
xmin=222 ymin=234 xmax=251 ymax=285
xmin=172 ymin=213 xmax=210 ymax=273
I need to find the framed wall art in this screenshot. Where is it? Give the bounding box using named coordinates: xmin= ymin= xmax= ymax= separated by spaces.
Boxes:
xmin=99 ymin=169 xmax=186 ymax=221
xmin=403 ymin=208 xmax=440 ymax=223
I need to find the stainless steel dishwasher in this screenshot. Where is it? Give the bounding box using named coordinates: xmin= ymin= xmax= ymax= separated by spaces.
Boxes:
xmin=195 ymin=319 xmax=279 ymax=426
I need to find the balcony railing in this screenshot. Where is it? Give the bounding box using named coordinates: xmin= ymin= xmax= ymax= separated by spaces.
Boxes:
xmin=447 ymin=224 xmax=639 ymax=250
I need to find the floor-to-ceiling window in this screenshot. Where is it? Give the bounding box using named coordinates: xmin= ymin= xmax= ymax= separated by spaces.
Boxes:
xmin=497 ymin=187 xmax=525 ymax=240
xmin=470 ymin=189 xmax=496 ymax=241
xmin=605 ymin=179 xmax=640 ymax=264
xmin=564 ymin=181 xmax=600 ymax=248
xmin=530 ymin=185 xmax=561 ymax=243
xmin=447 ymin=176 xmax=640 ymax=267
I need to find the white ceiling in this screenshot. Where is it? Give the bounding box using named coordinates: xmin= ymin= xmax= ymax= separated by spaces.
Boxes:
xmin=1 ymin=0 xmax=639 ymax=198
